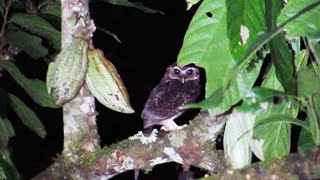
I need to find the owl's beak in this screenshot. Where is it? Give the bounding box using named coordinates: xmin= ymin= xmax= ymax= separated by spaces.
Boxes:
xmin=182 ymin=77 xmax=185 ymax=84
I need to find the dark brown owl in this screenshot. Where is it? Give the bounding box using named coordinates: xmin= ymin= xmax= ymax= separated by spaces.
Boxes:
xmin=141 ymin=63 xmax=200 ymax=131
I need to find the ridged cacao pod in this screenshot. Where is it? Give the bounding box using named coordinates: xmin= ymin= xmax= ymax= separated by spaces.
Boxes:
xmin=86 ymin=49 xmax=134 ymax=113
xmin=48 ymin=38 xmax=88 ymax=106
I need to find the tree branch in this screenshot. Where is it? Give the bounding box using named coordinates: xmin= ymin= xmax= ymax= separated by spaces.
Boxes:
xmin=33 ymin=115 xmax=227 ymax=179
xmin=213 ymin=148 xmax=320 ymax=179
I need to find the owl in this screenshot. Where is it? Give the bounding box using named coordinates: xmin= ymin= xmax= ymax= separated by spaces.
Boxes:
xmin=141 ymin=63 xmax=201 ymax=131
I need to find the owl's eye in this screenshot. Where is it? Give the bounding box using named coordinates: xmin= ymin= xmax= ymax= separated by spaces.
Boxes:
xmin=174 ymin=69 xmax=180 ymax=74
xmin=187 ymin=69 xmax=193 ymax=75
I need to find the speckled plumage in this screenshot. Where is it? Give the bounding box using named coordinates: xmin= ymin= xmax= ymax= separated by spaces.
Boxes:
xmin=141 ymin=63 xmax=200 ymax=131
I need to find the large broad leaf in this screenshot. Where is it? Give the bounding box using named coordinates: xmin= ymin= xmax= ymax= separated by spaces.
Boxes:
xmin=251 ymin=49 xmax=311 ymax=159
xmin=178 ymin=0 xmax=262 ymax=116
xmin=226 ymin=0 xmax=265 ymax=59
xmin=252 ymin=67 xmax=294 ymax=159
xmin=278 ymin=0 xmax=320 ymax=40
xmin=99 ymin=0 xmax=163 ymax=14
xmin=0 ymin=61 xmax=57 ymax=108
xmin=253 ymin=102 xmax=298 ymax=159
xmin=223 ymin=0 xmax=320 ymax=93
xmin=8 ymin=94 xmax=46 ymax=139
xmin=9 ymin=13 xmax=61 ymax=50
xmin=5 ymin=31 xmax=48 ymax=59
xmin=0 ymin=117 xmax=15 ymax=149
xmin=0 ymin=149 xmax=20 ymax=180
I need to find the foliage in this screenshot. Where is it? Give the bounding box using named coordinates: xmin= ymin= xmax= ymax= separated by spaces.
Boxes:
xmin=0 ymin=0 xmax=320 ymax=178
xmin=0 ymin=0 xmax=160 ymax=177
xmin=178 ymin=0 xmax=320 ymax=168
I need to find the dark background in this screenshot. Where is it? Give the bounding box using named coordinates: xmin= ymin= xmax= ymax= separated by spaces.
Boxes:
xmin=2 ymin=0 xmax=206 ymax=179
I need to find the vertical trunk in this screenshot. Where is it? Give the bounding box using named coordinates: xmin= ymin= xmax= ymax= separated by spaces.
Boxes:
xmin=60 ymin=0 xmax=99 ymax=160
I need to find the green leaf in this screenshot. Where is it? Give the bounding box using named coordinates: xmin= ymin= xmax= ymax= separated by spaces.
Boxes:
xmin=0 ymin=149 xmax=20 ymax=180
xmin=0 ymin=89 xmax=8 ymax=117
xmin=253 ymin=102 xmax=298 ymax=159
xmin=39 ymin=2 xmax=61 ymax=17
xmin=97 ymin=26 xmax=121 ymax=43
xmin=253 ymin=57 xmax=298 ymax=159
xmin=0 ymin=61 xmax=58 ymax=108
xmin=297 ymin=66 xmax=320 ymax=97
xmin=269 ymin=34 xmax=295 ymax=94
xmin=8 ymin=94 xmax=46 ymax=139
xmin=266 ymin=0 xmax=295 ymax=95
xmin=178 ymin=0 xmax=262 ymax=116
xmin=254 ymin=114 xmax=310 ymax=133
xmin=306 ymin=93 xmax=320 ymax=145
xmin=309 ymin=40 xmax=320 ymax=62
xmin=183 ymin=88 xmax=224 ymax=109
xmin=9 ymin=13 xmax=61 ymax=50
xmin=278 ymin=0 xmax=320 ymax=40
xmin=298 ymin=121 xmax=316 ymax=151
xmin=295 ymin=50 xmax=309 ymax=71
xmin=236 ymin=87 xmax=286 ymax=113
xmin=0 ymin=117 xmax=14 ymax=149
xmin=99 ymin=0 xmax=163 ymax=14
xmin=5 ymin=31 xmax=48 ymax=59
xmin=226 ymin=0 xmax=265 ymax=59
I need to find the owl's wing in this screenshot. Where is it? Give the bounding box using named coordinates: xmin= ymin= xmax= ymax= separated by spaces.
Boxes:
xmin=141 ymin=80 xmax=199 ymax=128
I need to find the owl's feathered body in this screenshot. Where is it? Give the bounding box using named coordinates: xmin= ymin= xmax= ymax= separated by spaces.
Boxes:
xmin=141 ymin=63 xmax=200 ymax=131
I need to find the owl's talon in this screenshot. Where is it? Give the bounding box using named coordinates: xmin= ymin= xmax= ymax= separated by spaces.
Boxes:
xmin=160 ymin=118 xmax=187 ymax=131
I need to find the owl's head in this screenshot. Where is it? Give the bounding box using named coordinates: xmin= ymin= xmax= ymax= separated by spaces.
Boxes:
xmin=165 ymin=63 xmax=200 ymax=83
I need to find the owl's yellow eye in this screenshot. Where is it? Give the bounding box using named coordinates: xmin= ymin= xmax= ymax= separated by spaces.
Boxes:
xmin=174 ymin=69 xmax=180 ymax=74
xmin=187 ymin=69 xmax=193 ymax=75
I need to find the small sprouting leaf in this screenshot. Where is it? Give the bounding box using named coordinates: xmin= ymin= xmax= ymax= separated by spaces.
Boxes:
xmin=97 ymin=26 xmax=121 ymax=43
xmin=9 ymin=13 xmax=61 ymax=50
xmin=39 ymin=1 xmax=61 ymax=17
xmin=5 ymin=31 xmax=48 ymax=59
xmin=0 ymin=61 xmax=58 ymax=108
xmin=297 ymin=66 xmax=320 ymax=97
xmin=278 ymin=0 xmax=320 ymax=40
xmin=295 ymin=50 xmax=309 ymax=71
xmin=0 ymin=117 xmax=15 ymax=149
xmin=8 ymin=94 xmax=46 ymax=139
xmin=99 ymin=0 xmax=163 ymax=14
